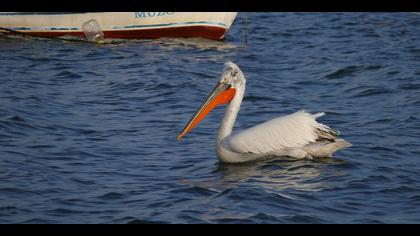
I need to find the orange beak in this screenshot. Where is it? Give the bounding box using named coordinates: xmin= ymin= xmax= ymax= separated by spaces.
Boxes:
xmin=176 ymin=81 xmax=236 ymax=141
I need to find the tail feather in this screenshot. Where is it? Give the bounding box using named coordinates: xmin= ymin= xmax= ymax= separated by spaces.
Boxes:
xmin=312 ymin=112 xmax=326 ymax=119
xmin=304 ymin=139 xmax=352 ymax=158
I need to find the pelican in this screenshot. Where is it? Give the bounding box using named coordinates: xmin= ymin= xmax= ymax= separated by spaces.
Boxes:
xmin=177 ymin=62 xmax=351 ymax=163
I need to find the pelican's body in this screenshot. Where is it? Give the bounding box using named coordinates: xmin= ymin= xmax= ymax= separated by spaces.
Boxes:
xmin=177 ymin=62 xmax=351 ymax=163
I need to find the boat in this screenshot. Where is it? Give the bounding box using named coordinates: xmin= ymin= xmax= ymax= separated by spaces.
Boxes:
xmin=0 ymin=12 xmax=237 ymax=40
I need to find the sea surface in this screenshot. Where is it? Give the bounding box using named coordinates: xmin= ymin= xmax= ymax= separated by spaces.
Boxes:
xmin=1 ymin=13 xmax=420 ymax=224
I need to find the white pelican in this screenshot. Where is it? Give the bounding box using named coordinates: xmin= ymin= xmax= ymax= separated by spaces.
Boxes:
xmin=177 ymin=62 xmax=351 ymax=163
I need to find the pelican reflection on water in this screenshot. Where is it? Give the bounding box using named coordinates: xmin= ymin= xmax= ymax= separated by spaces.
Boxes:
xmin=178 ymin=157 xmax=348 ymax=196
xmin=177 ymin=62 xmax=351 ymax=163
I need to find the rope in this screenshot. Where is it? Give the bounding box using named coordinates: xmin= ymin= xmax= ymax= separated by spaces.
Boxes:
xmin=244 ymin=14 xmax=248 ymax=47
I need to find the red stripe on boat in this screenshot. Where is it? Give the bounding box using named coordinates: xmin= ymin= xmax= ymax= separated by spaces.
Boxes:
xmin=17 ymin=26 xmax=228 ymax=40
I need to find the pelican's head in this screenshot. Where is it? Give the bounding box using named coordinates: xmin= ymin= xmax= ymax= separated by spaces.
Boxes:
xmin=176 ymin=62 xmax=245 ymax=141
xmin=220 ymin=61 xmax=246 ymax=88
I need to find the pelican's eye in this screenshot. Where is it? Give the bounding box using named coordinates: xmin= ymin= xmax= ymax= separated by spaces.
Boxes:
xmin=231 ymin=70 xmax=238 ymax=77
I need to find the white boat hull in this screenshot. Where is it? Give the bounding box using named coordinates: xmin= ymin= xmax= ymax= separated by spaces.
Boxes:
xmin=0 ymin=12 xmax=238 ymax=40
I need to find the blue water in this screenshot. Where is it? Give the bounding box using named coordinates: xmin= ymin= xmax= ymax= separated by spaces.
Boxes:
xmin=1 ymin=12 xmax=420 ymax=224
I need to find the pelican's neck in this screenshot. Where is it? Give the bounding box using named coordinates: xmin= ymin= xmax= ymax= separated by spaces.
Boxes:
xmin=217 ymin=83 xmax=245 ymax=143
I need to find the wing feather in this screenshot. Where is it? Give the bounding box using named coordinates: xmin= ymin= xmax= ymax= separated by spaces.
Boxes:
xmin=227 ymin=110 xmax=338 ymax=154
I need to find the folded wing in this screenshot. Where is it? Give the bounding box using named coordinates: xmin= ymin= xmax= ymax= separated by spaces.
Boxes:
xmin=227 ymin=110 xmax=339 ymax=154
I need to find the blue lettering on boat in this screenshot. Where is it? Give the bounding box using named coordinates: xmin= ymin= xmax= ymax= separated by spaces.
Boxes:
xmin=134 ymin=12 xmax=175 ymax=18
xmin=134 ymin=12 xmax=146 ymax=18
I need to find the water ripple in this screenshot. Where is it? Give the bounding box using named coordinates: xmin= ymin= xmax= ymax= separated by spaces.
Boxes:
xmin=1 ymin=12 xmax=419 ymax=223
